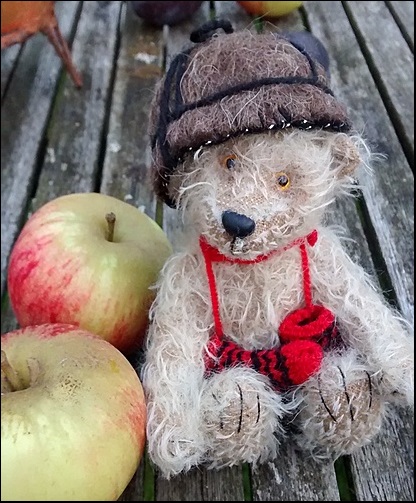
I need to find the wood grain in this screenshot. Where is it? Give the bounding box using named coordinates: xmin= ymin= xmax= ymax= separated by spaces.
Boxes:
xmin=100 ymin=1 xmax=163 ymax=218
xmin=32 ymin=0 xmax=122 ymax=211
xmin=0 ymin=1 xmax=81 ymax=298
xmin=1 ymin=0 xmax=121 ymax=331
xmin=350 ymin=407 xmax=414 ymax=501
xmin=386 ymin=1 xmax=414 ymax=51
xmin=304 ymin=1 xmax=414 ymax=501
xmin=305 ymin=0 xmax=414 ymax=325
xmin=156 ymin=466 xmax=245 ymax=502
xmin=101 ymin=3 xmax=166 ymax=500
xmin=1 ymin=44 xmax=22 ymax=101
xmin=251 ymin=444 xmax=340 ymax=501
xmin=344 ymin=1 xmax=414 ymax=162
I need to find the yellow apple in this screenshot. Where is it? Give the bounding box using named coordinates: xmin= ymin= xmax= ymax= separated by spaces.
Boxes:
xmin=7 ymin=193 xmax=173 ymax=354
xmin=237 ymin=1 xmax=303 ymax=17
xmin=1 ymin=324 xmax=147 ymax=501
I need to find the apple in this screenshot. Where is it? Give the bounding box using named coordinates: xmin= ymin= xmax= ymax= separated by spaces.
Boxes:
xmin=237 ymin=1 xmax=303 ymax=17
xmin=1 ymin=323 xmax=146 ymax=501
xmin=7 ymin=193 xmax=172 ymax=355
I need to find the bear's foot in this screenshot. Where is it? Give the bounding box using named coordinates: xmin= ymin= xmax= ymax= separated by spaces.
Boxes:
xmin=201 ymin=366 xmax=294 ymax=468
xmin=295 ymin=350 xmax=385 ymax=458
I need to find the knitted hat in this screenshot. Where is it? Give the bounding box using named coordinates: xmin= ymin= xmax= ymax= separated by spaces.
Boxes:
xmin=149 ymin=20 xmax=352 ymax=206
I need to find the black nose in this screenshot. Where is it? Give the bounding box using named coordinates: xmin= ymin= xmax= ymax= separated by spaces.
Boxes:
xmin=222 ymin=211 xmax=255 ymax=238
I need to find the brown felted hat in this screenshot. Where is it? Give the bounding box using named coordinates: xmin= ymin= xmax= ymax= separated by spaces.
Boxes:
xmin=149 ymin=20 xmax=352 ymax=207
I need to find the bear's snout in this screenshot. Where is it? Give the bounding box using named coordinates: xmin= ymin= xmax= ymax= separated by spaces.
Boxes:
xmin=222 ymin=211 xmax=255 ymax=239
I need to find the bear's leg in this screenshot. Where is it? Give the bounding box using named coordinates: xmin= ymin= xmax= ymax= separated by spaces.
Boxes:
xmin=294 ymin=349 xmax=385 ymax=458
xmin=200 ymin=366 xmax=293 ymax=468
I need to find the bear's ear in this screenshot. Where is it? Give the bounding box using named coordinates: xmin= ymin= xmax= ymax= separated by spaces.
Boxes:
xmin=331 ymin=134 xmax=361 ymax=178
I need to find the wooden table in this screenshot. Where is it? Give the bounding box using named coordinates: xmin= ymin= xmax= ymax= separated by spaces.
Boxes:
xmin=1 ymin=1 xmax=414 ymax=501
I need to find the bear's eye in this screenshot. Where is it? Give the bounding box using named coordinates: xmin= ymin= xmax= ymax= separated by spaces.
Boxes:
xmin=222 ymin=154 xmax=237 ymax=171
xmin=276 ymin=172 xmax=290 ymax=190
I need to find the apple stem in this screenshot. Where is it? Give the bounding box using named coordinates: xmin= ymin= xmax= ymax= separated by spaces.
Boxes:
xmin=1 ymin=350 xmax=24 ymax=392
xmin=106 ymin=212 xmax=116 ymax=242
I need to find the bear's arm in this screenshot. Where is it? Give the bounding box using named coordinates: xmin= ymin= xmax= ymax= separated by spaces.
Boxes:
xmin=311 ymin=228 xmax=413 ymax=405
xmin=141 ymin=251 xmax=212 ymax=477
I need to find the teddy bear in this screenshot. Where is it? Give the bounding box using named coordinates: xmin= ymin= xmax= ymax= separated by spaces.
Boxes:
xmin=141 ymin=19 xmax=414 ymax=479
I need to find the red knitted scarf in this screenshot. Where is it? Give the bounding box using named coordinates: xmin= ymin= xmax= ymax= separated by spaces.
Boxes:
xmin=200 ymin=230 xmax=339 ymax=391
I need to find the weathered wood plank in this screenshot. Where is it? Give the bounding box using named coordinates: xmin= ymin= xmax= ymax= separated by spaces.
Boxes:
xmin=156 ymin=466 xmax=245 ymax=501
xmin=1 ymin=0 xmax=121 ymax=334
xmin=203 ymin=466 xmax=246 ymax=501
xmin=0 ymin=1 xmax=81 ymax=298
xmin=305 ymin=0 xmax=414 ymax=324
xmin=156 ymin=469 xmax=205 ymax=501
xmin=344 ymin=0 xmax=414 ymax=163
xmin=326 ymin=196 xmax=415 ymax=503
xmin=326 ymin=199 xmax=414 ymax=502
xmin=32 ymin=0 xmax=122 ymax=211
xmin=386 ymin=0 xmax=414 ymax=51
xmin=100 ymin=1 xmax=163 ymax=218
xmin=1 ymin=44 xmax=22 ymax=101
xmin=251 ymin=445 xmax=340 ymax=501
xmin=304 ymin=1 xmax=414 ymax=501
xmin=350 ymin=407 xmax=414 ymax=501
xmin=98 ymin=3 xmax=165 ymax=500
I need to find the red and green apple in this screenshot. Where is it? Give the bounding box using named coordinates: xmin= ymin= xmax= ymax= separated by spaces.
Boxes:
xmin=7 ymin=193 xmax=172 ymax=354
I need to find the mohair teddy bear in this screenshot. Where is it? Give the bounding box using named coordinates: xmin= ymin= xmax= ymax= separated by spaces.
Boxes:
xmin=141 ymin=20 xmax=414 ymax=478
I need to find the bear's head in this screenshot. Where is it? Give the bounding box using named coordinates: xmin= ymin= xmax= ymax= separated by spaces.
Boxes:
xmin=149 ymin=21 xmax=363 ymax=257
